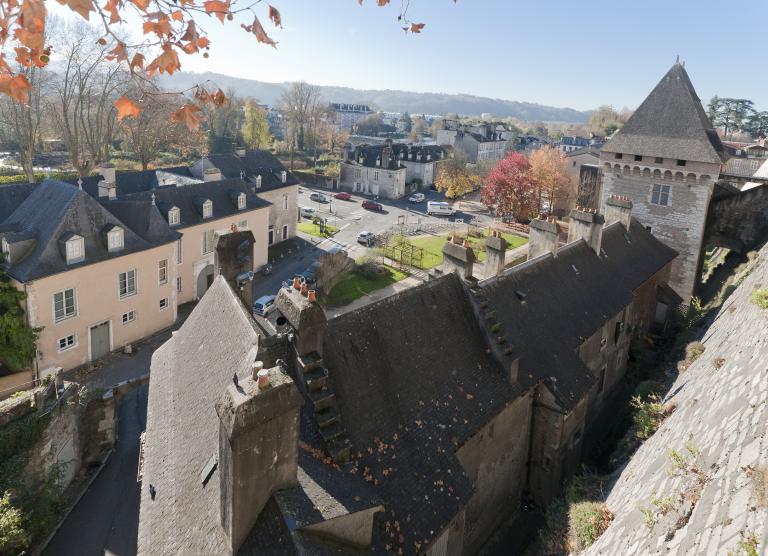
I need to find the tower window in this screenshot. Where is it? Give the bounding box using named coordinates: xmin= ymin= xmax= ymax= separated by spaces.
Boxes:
xmin=634 ymin=155 xmax=642 ymax=161
xmin=676 ymin=160 xmax=686 ymax=167
xmin=614 ymin=153 xmax=623 ymax=159
xmin=654 ymin=157 xmax=663 ymax=164
xmin=651 ymin=183 xmax=671 ymax=206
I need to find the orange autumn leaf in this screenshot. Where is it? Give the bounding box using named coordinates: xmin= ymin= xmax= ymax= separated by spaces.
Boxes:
xmin=171 ymin=10 xmax=184 ymax=22
xmin=143 ymin=16 xmax=172 ymax=38
xmin=106 ymin=41 xmax=128 ymax=63
xmin=15 ymin=0 xmax=46 ymax=52
xmin=170 ymin=103 xmax=203 ymax=130
xmin=377 ymin=0 xmax=390 ymax=5
xmin=145 ymin=44 xmax=180 ymax=75
xmin=56 ymin=0 xmax=94 ymax=20
xmin=129 ymin=52 xmax=145 ymax=72
xmin=249 ymin=16 xmax=276 ymax=48
xmin=103 ymin=0 xmax=121 ymax=23
xmin=0 ymin=74 xmax=31 ymax=103
xmin=203 ymin=0 xmax=229 ymax=23
xmin=130 ymin=0 xmax=149 ymax=11
xmin=114 ymin=95 xmax=142 ymax=120
xmin=410 ymin=22 xmax=425 ymax=33
xmin=211 ymin=88 xmax=226 ymax=106
xmin=268 ymin=5 xmax=282 ymax=28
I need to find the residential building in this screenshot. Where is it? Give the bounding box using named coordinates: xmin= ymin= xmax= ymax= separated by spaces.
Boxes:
xmin=329 ymin=102 xmax=373 ymax=130
xmin=558 ymin=135 xmax=591 ymax=153
xmin=517 ymin=134 xmax=552 ymax=154
xmin=436 ymin=120 xmax=513 ymax=165
xmin=567 ymin=146 xmax=603 ymax=209
xmin=599 ymin=62 xmax=725 ymax=303
xmin=338 ymin=140 xmax=408 ymax=198
xmin=138 ymin=198 xmax=678 ymax=555
xmin=721 ymin=141 xmax=768 ymax=182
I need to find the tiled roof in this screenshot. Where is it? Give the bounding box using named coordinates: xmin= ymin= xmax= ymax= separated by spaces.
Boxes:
xmin=604 ymin=63 xmax=725 ymax=163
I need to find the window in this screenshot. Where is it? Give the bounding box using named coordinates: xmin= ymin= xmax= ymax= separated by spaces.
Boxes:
xmin=158 ymin=259 xmax=168 ymax=285
xmin=119 ymin=269 xmax=137 ymax=298
xmin=65 ymin=236 xmax=84 ymax=264
xmin=203 ymin=230 xmax=215 ymax=255
xmin=2 ymin=237 xmax=10 ymax=264
xmin=280 ymin=170 xmax=287 ymax=183
xmin=283 ymin=194 xmax=288 ymax=210
xmin=168 ymin=207 xmax=180 ymax=226
xmin=176 ymin=277 xmax=182 ymax=292
xmin=107 ymin=227 xmax=124 ymax=252
xmin=122 ymin=310 xmax=136 ymax=324
xmin=175 ymin=239 xmax=182 ymax=264
xmin=354 ymin=169 xmax=362 ymax=179
xmin=54 ymin=289 xmax=76 ymax=322
xmin=598 ymin=365 xmax=607 ymax=393
xmin=650 ymin=183 xmax=671 ymax=206
xmin=572 ymin=161 xmax=576 ymax=167
xmin=255 ymin=175 xmax=262 ymax=189
xmin=283 ymin=225 xmax=288 ymax=239
xmin=237 ymin=220 xmax=247 ymax=229
xmin=237 ymin=192 xmax=246 ymax=210
xmin=159 ymin=298 xmax=169 ymax=310
xmin=614 ymin=153 xmax=623 ymax=159
xmin=634 ymin=154 xmax=643 ymax=162
xmin=202 ymin=200 xmax=213 ymax=219
xmin=654 ymin=157 xmax=663 ymax=164
xmin=676 ymin=159 xmax=686 ymax=167
xmin=58 ymin=334 xmax=76 ymax=351
xmin=614 ymin=321 xmax=623 ymax=344
xmin=268 ymin=227 xmax=274 ymax=245
xmin=374 ymin=171 xmax=380 ymax=181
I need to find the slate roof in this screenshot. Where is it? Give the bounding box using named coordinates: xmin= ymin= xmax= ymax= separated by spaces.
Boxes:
xmin=348 ymin=145 xmax=406 ymax=171
xmin=70 ymin=166 xmax=198 ymax=197
xmin=478 ymin=218 xmax=677 ymax=409
xmin=0 ymin=180 xmax=171 ymax=282
xmin=0 ymin=183 xmax=35 ymax=222
xmin=567 ymin=146 xmax=601 ymax=159
xmin=204 ymin=151 xmax=300 ymax=191
xmin=390 ymin=143 xmax=445 ymax=162
xmin=603 ymin=63 xmax=725 ymax=163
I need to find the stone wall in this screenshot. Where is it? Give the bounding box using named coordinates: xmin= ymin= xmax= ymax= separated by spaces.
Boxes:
xmin=584 ymin=247 xmax=768 ymax=555
xmin=79 ymin=389 xmax=116 ymax=465
xmin=706 ymin=183 xmax=768 ymax=253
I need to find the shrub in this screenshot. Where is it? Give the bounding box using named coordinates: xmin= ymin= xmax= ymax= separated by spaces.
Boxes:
xmin=539 ymin=498 xmax=569 ymax=555
xmin=631 ymin=394 xmax=667 ymax=440
xmin=0 ymin=493 xmax=29 ymax=555
xmin=750 ymin=289 xmax=768 ymax=309
xmin=685 ymin=341 xmax=705 ymax=363
xmin=633 ymin=380 xmax=663 ymax=401
xmin=568 ymin=501 xmax=613 ymax=552
xmin=353 ymin=259 xmax=380 ymax=280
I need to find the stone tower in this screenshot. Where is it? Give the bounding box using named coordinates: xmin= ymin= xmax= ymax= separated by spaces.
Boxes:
xmin=599 ymin=62 xmax=724 ymax=303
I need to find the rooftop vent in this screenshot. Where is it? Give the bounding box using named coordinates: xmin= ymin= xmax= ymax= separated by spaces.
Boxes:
xmin=571 ymin=264 xmax=579 ymax=275
xmin=514 ymin=290 xmax=526 ymax=302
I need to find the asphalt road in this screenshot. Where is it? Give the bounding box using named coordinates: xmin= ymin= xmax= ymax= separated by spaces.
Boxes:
xmin=43 ymin=385 xmax=148 ymax=556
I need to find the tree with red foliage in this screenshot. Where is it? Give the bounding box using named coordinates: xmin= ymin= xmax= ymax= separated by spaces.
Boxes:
xmin=481 ymin=152 xmax=537 ymax=220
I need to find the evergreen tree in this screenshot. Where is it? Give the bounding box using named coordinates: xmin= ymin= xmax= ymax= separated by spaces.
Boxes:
xmin=0 ymin=258 xmax=40 ymax=370
xmin=400 ymin=111 xmax=412 ymax=133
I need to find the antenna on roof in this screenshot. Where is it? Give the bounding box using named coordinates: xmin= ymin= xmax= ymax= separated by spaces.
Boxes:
xmin=676 ymin=54 xmax=680 ymax=64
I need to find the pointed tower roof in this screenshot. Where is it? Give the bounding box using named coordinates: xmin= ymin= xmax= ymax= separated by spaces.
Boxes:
xmin=605 ymin=63 xmax=725 ymax=164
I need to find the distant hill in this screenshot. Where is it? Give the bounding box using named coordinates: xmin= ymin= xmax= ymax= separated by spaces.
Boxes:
xmin=158 ymin=72 xmax=591 ymax=123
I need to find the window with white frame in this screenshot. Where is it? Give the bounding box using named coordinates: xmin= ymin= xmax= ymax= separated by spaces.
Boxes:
xmin=65 ymin=236 xmax=85 ymax=264
xmin=54 ymin=288 xmax=76 ymax=322
xmin=158 ymin=259 xmax=168 ymax=285
xmin=237 ymin=192 xmax=246 ymax=210
xmin=2 ymin=237 xmax=10 ymax=264
xmin=202 ymin=200 xmax=213 ymax=219
xmin=159 ymin=298 xmax=169 ymax=310
xmin=58 ymin=334 xmax=76 ymax=351
xmin=119 ymin=269 xmax=137 ymax=298
xmin=168 ymin=207 xmax=180 ymax=226
xmin=354 ymin=169 xmax=361 ymax=179
xmin=373 ymin=171 xmax=379 ymax=181
xmin=107 ymin=227 xmax=124 ymax=252
xmin=203 ymin=229 xmax=215 ymax=255
xmin=176 ymin=276 xmax=182 ymax=292
xmin=122 ymin=310 xmax=136 ymax=324
xmin=650 ymin=184 xmax=671 ymax=206
xmin=175 ymin=239 xmax=182 ymax=264
xmin=255 ymin=175 xmax=262 ymax=188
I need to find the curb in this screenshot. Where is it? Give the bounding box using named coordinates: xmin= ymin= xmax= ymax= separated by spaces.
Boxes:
xmin=34 ymin=448 xmax=114 ymax=556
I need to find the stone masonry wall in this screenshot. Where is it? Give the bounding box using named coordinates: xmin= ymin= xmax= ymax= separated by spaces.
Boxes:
xmin=585 ymin=246 xmax=768 ymax=555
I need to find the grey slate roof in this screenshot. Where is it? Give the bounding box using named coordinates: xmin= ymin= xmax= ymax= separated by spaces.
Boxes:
xmin=70 ymin=166 xmax=198 ymax=198
xmin=205 ymin=151 xmax=300 ymax=191
xmin=0 ymin=180 xmax=169 ymax=282
xmin=0 ymin=183 xmax=35 ymax=222
xmin=603 ymin=63 xmax=725 ymax=163
xmin=348 ymin=145 xmax=405 ymax=171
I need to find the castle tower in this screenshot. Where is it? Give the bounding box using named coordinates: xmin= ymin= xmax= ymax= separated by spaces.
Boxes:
xmin=599 ymin=62 xmax=724 ymax=303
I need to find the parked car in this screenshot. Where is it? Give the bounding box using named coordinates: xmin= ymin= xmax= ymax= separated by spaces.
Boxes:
xmin=310 ymin=192 xmax=328 ymax=203
xmin=299 ymin=206 xmax=316 ymax=219
xmin=408 ymin=193 xmax=425 ymax=203
xmin=253 ymin=295 xmax=276 ymax=317
xmin=334 ymin=192 xmax=352 ymax=200
xmin=362 ymin=200 xmax=383 ymax=211
xmin=357 ymin=231 xmax=376 ymax=246
xmin=427 ymin=201 xmax=454 ymax=216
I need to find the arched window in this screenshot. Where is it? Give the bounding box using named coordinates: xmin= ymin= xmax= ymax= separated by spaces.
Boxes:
xmin=642 ymin=168 xmax=651 ymax=177
xmin=663 ymin=170 xmax=673 ymax=180
xmin=653 ymin=169 xmax=661 ymax=179
xmin=686 ymin=173 xmax=697 ymax=184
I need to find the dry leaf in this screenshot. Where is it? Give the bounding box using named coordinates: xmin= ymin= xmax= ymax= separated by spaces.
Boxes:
xmin=114 ymin=95 xmax=142 ymax=120
xmin=170 ymin=103 xmax=203 ymax=130
xmin=268 ymin=5 xmax=282 ymax=27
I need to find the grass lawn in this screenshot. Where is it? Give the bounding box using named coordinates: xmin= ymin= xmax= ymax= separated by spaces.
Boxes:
xmin=323 ymin=265 xmax=409 ymax=306
xmin=407 ymin=231 xmax=528 ymax=269
xmin=298 ymin=221 xmax=339 ymax=238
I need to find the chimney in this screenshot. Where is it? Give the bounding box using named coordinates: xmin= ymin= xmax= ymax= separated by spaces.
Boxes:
xmin=214 ymin=229 xmax=256 ymax=310
xmin=235 ymin=147 xmax=246 ymax=157
xmin=216 ymin=363 xmax=303 ymax=553
xmin=604 ymin=194 xmax=633 ymax=230
xmin=99 ymin=163 xmax=116 ymax=184
xmin=97 ymin=179 xmax=117 ymax=199
xmin=342 ymin=143 xmax=352 ymax=162
xmin=567 ymin=207 xmax=605 ymax=255
xmin=485 ymin=231 xmax=508 ymax=277
xmin=441 ymin=238 xmax=476 ymax=281
xmin=274 ymin=285 xmax=328 ymax=357
xmin=204 ymin=167 xmax=223 ymax=182
xmin=381 ymin=145 xmax=391 ymax=170
xmin=528 ymin=216 xmax=560 ymax=259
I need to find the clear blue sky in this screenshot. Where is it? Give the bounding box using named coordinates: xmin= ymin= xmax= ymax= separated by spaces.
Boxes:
xmin=52 ymin=0 xmax=768 ymax=111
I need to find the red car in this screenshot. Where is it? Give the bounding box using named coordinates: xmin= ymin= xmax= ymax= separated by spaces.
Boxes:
xmin=362 ymin=200 xmax=383 ymax=211
xmin=334 ymin=192 xmax=352 ymax=200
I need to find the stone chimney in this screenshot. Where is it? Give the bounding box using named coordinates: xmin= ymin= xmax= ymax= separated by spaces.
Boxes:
xmin=235 ymin=147 xmax=246 ymax=157
xmin=441 ymin=236 xmax=476 ymax=280
xmin=99 ymin=163 xmax=116 ymax=184
xmin=97 ymin=179 xmax=117 ymax=199
xmin=214 ymin=229 xmax=256 ymax=310
xmin=342 ymin=143 xmax=352 ymax=163
xmin=216 ymin=363 xmax=303 ymax=553
xmin=567 ymin=207 xmax=605 ymax=255
xmin=274 ymin=284 xmax=327 ymax=357
xmin=381 ymin=144 xmax=392 ymax=170
xmin=528 ymin=216 xmax=560 ymax=259
xmin=484 ymin=230 xmax=508 ymax=277
xmin=204 ymin=167 xmax=223 ymax=182
xmin=604 ymin=194 xmax=633 ymax=230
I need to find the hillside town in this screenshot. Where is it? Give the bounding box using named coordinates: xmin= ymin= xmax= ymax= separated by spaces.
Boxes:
xmin=0 ymin=2 xmax=767 ymax=556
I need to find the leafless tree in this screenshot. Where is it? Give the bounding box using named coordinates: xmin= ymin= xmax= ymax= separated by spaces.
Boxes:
xmin=280 ymin=81 xmax=320 ymax=168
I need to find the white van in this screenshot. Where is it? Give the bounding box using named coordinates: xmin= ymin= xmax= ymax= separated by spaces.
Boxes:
xmin=427 ymin=201 xmax=454 ymax=216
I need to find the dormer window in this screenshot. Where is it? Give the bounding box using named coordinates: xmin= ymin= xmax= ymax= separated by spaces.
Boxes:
xmin=1 ymin=238 xmax=9 ymax=264
xmin=66 ymin=235 xmax=85 ymax=264
xmin=107 ymin=227 xmax=124 ymax=253
xmin=168 ymin=207 xmax=180 ymax=226
xmin=237 ymin=192 xmax=246 ymax=210
xmin=280 ymin=171 xmax=287 ymax=183
xmin=255 ymin=175 xmax=262 ymax=189
xmin=203 ymin=200 xmax=213 ymax=219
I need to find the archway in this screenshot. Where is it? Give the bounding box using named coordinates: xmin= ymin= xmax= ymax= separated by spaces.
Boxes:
xmin=196 ymin=264 xmax=215 ymax=299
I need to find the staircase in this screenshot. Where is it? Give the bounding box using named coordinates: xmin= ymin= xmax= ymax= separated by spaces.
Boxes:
xmin=296 ymin=351 xmax=351 ymax=464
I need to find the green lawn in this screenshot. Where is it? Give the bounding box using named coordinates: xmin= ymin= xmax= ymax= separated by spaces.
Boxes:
xmin=323 ymin=265 xmax=409 ymax=307
xmin=407 ymin=231 xmax=528 ymax=269
xmin=298 ymin=221 xmax=339 ymax=238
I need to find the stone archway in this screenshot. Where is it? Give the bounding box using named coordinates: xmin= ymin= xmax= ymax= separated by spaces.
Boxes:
xmin=196 ymin=264 xmax=214 ymax=299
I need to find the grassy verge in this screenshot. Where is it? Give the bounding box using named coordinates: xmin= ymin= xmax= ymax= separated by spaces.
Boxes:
xmin=323 ymin=265 xmax=408 ymax=306
xmin=297 ymin=221 xmax=338 ymax=238
xmin=406 ymin=231 xmax=528 ymax=270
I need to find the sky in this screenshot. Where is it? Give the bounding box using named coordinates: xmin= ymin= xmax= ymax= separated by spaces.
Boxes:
xmin=49 ymin=0 xmax=768 ymax=112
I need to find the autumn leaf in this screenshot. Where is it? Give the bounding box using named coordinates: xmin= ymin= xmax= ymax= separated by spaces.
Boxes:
xmin=249 ymin=16 xmax=277 ymax=48
xmin=377 ymin=0 xmax=390 ymax=5
xmin=103 ymin=0 xmax=121 ymax=23
xmin=171 ymin=10 xmax=184 ymax=22
xmin=410 ymin=23 xmax=425 ymax=33
xmin=145 ymin=44 xmax=180 ymax=75
xmin=114 ymin=95 xmax=142 ymax=120
xmin=170 ymin=103 xmax=203 ymax=130
xmin=203 ymin=0 xmax=230 ymax=23
xmin=130 ymin=0 xmax=149 ymax=10
xmin=129 ymin=52 xmax=145 ymax=72
xmin=15 ymin=0 xmax=47 ymax=52
xmin=0 ymin=74 xmax=31 ymax=103
xmin=56 ymin=0 xmax=94 ymax=20
xmin=268 ymin=5 xmax=282 ymax=27
xmin=106 ymin=41 xmax=128 ymax=63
